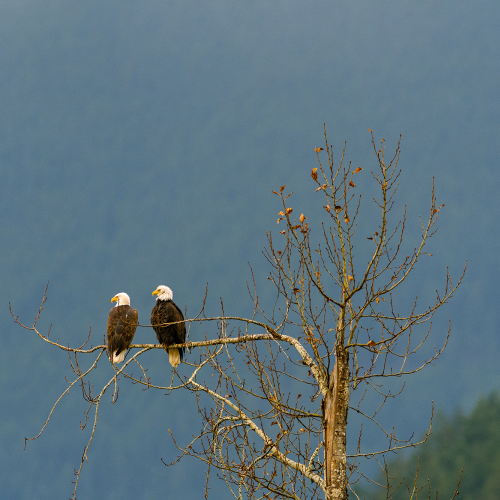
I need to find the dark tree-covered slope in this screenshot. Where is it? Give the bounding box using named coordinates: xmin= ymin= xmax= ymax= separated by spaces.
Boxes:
xmin=367 ymin=393 xmax=500 ymax=500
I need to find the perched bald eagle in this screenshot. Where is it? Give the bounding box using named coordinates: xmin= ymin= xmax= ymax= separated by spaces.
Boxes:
xmin=151 ymin=285 xmax=186 ymax=368
xmin=107 ymin=292 xmax=138 ymax=364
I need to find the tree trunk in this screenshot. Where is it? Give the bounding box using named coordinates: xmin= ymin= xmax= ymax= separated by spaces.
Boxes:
xmin=323 ymin=346 xmax=350 ymax=500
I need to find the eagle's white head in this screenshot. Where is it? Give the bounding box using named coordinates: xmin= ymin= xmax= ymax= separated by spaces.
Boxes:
xmin=111 ymin=292 xmax=131 ymax=307
xmin=152 ymin=285 xmax=173 ymax=302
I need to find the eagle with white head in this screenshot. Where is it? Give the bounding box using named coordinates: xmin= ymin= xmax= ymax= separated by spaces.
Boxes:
xmin=107 ymin=292 xmax=138 ymax=364
xmin=150 ymin=285 xmax=186 ymax=368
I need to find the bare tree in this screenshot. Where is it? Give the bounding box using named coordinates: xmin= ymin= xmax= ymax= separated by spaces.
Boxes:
xmin=14 ymin=129 xmax=465 ymax=500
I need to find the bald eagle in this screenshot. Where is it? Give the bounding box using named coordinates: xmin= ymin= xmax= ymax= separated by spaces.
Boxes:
xmin=107 ymin=292 xmax=138 ymax=364
xmin=151 ymin=285 xmax=186 ymax=368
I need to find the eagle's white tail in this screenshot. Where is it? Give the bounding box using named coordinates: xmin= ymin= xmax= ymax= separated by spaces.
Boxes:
xmin=112 ymin=350 xmax=126 ymax=364
xmin=168 ymin=348 xmax=181 ymax=368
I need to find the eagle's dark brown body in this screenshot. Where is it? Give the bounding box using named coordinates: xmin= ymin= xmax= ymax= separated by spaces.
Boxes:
xmin=151 ymin=299 xmax=186 ymax=367
xmin=107 ymin=305 xmax=138 ymax=364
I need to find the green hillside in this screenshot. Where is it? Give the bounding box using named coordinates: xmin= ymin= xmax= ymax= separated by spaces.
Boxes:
xmin=363 ymin=393 xmax=500 ymax=499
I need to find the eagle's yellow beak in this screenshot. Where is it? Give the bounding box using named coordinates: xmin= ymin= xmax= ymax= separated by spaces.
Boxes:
xmin=111 ymin=296 xmax=118 ymax=303
xmin=152 ymin=290 xmax=159 ymax=296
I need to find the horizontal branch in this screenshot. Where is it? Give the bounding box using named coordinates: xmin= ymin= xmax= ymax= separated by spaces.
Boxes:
xmin=27 ymin=312 xmax=330 ymax=395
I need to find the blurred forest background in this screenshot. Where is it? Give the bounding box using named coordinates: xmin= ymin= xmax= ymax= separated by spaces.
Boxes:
xmin=1 ymin=1 xmax=499 ymax=498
